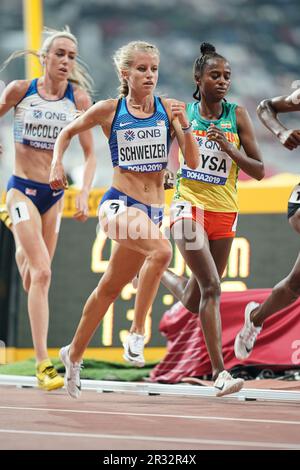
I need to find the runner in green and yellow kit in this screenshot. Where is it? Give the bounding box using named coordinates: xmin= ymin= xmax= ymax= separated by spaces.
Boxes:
xmin=162 ymin=42 xmax=265 ymax=396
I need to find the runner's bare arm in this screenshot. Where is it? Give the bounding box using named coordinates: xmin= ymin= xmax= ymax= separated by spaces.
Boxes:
xmin=0 ymin=80 xmax=31 ymax=117
xmin=206 ymin=106 xmax=264 ymax=180
xmin=72 ymin=89 xmax=97 ymax=222
xmin=50 ymin=99 xmax=116 ymax=190
xmin=257 ymin=92 xmax=300 ymax=150
xmin=163 ymin=99 xmax=199 ymax=170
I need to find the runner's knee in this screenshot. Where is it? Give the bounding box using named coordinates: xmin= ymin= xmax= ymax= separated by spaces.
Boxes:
xmin=201 ymin=278 xmax=221 ymax=301
xmin=150 ymin=243 xmax=172 ymax=270
xmin=286 ymin=274 xmax=300 ymax=297
xmin=31 ymin=267 xmax=51 ymax=287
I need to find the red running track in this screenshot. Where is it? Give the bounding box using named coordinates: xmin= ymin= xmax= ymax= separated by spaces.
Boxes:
xmin=0 ymin=386 xmax=300 ymax=450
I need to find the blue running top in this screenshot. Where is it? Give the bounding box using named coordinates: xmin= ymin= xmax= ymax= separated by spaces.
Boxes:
xmin=109 ymin=96 xmax=171 ymax=173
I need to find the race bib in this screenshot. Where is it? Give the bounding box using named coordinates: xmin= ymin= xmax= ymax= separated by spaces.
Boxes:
xmin=170 ymin=200 xmax=192 ymax=224
xmin=98 ymin=199 xmax=127 ymax=222
xmin=11 ymin=201 xmax=30 ymax=225
xmin=22 ymin=108 xmax=73 ymax=150
xmin=288 ymin=184 xmax=300 ymax=204
xmin=182 ymin=136 xmax=232 ymax=185
xmin=117 ymin=126 xmax=168 ymax=172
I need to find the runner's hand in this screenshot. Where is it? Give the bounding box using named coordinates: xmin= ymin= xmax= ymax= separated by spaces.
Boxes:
xmin=74 ymin=189 xmax=89 ymax=222
xmin=164 ymin=170 xmax=175 ymax=190
xmin=170 ymin=100 xmax=189 ymax=128
xmin=278 ymin=129 xmax=300 ymax=150
xmin=206 ymin=124 xmax=231 ymax=152
xmin=49 ymin=162 xmax=68 ymax=190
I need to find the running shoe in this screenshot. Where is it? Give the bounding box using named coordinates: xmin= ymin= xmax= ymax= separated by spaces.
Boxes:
xmin=123 ymin=332 xmax=145 ymax=367
xmin=214 ymin=370 xmax=244 ymax=397
xmin=36 ymin=359 xmax=64 ymax=391
xmin=234 ymin=302 xmax=262 ymax=360
xmin=60 ymin=345 xmax=82 ymax=399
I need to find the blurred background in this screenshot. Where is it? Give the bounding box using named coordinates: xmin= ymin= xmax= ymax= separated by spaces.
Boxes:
xmin=1 ymin=0 xmax=300 ymax=190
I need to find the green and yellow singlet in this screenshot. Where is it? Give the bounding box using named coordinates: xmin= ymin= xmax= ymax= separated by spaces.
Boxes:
xmin=175 ymin=101 xmax=241 ymax=212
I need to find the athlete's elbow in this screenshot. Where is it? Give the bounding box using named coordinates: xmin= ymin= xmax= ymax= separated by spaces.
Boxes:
xmin=257 ymin=99 xmax=271 ymax=118
xmin=255 ymin=163 xmax=265 ymax=181
xmin=58 ymin=127 xmax=70 ymax=142
xmin=256 ymin=171 xmax=265 ymax=181
xmin=187 ymin=157 xmax=199 ymax=170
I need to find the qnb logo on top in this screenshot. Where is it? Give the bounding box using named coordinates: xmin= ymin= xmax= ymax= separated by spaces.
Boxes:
xmin=124 ymin=130 xmax=135 ymax=141
xmin=33 ymin=109 xmax=43 ymax=119
xmin=196 ymin=136 xmax=221 ymax=151
xmin=138 ymin=128 xmax=162 ymax=139
xmin=124 ymin=128 xmax=162 ymax=142
xmin=31 ymin=110 xmax=68 ymax=121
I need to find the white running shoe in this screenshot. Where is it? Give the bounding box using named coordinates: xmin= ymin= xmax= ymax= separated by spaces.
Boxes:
xmin=123 ymin=333 xmax=145 ymax=367
xmin=214 ymin=370 xmax=244 ymax=397
xmin=234 ymin=302 xmax=262 ymax=360
xmin=60 ymin=345 xmax=82 ymax=399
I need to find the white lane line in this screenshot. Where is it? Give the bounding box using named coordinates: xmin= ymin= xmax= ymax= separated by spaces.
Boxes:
xmin=0 ymin=405 xmax=299 ymax=426
xmin=0 ymin=429 xmax=299 ymax=449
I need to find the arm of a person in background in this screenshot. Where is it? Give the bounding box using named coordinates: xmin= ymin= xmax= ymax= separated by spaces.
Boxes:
xmin=257 ymin=90 xmax=300 ymax=150
xmin=207 ymin=106 xmax=265 ymax=181
xmin=72 ymin=89 xmax=97 ymax=222
xmin=50 ymin=99 xmax=116 ymax=190
xmin=164 ymin=99 xmax=199 ymax=170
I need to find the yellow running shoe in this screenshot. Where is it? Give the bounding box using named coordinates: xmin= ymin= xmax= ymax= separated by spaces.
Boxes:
xmin=36 ymin=359 xmax=64 ymax=391
xmin=0 ymin=205 xmax=12 ymax=230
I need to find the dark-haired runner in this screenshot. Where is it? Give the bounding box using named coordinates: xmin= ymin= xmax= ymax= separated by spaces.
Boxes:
xmin=235 ymin=89 xmax=300 ymax=360
xmin=162 ymin=42 xmax=264 ymax=396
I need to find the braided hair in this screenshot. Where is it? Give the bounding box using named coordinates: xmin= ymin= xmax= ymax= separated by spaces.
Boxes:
xmin=193 ymin=42 xmax=226 ymax=101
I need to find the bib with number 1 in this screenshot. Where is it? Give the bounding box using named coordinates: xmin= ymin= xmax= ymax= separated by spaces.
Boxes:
xmin=182 ymin=134 xmax=232 ymax=185
xmin=289 ymin=184 xmax=300 ymax=204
